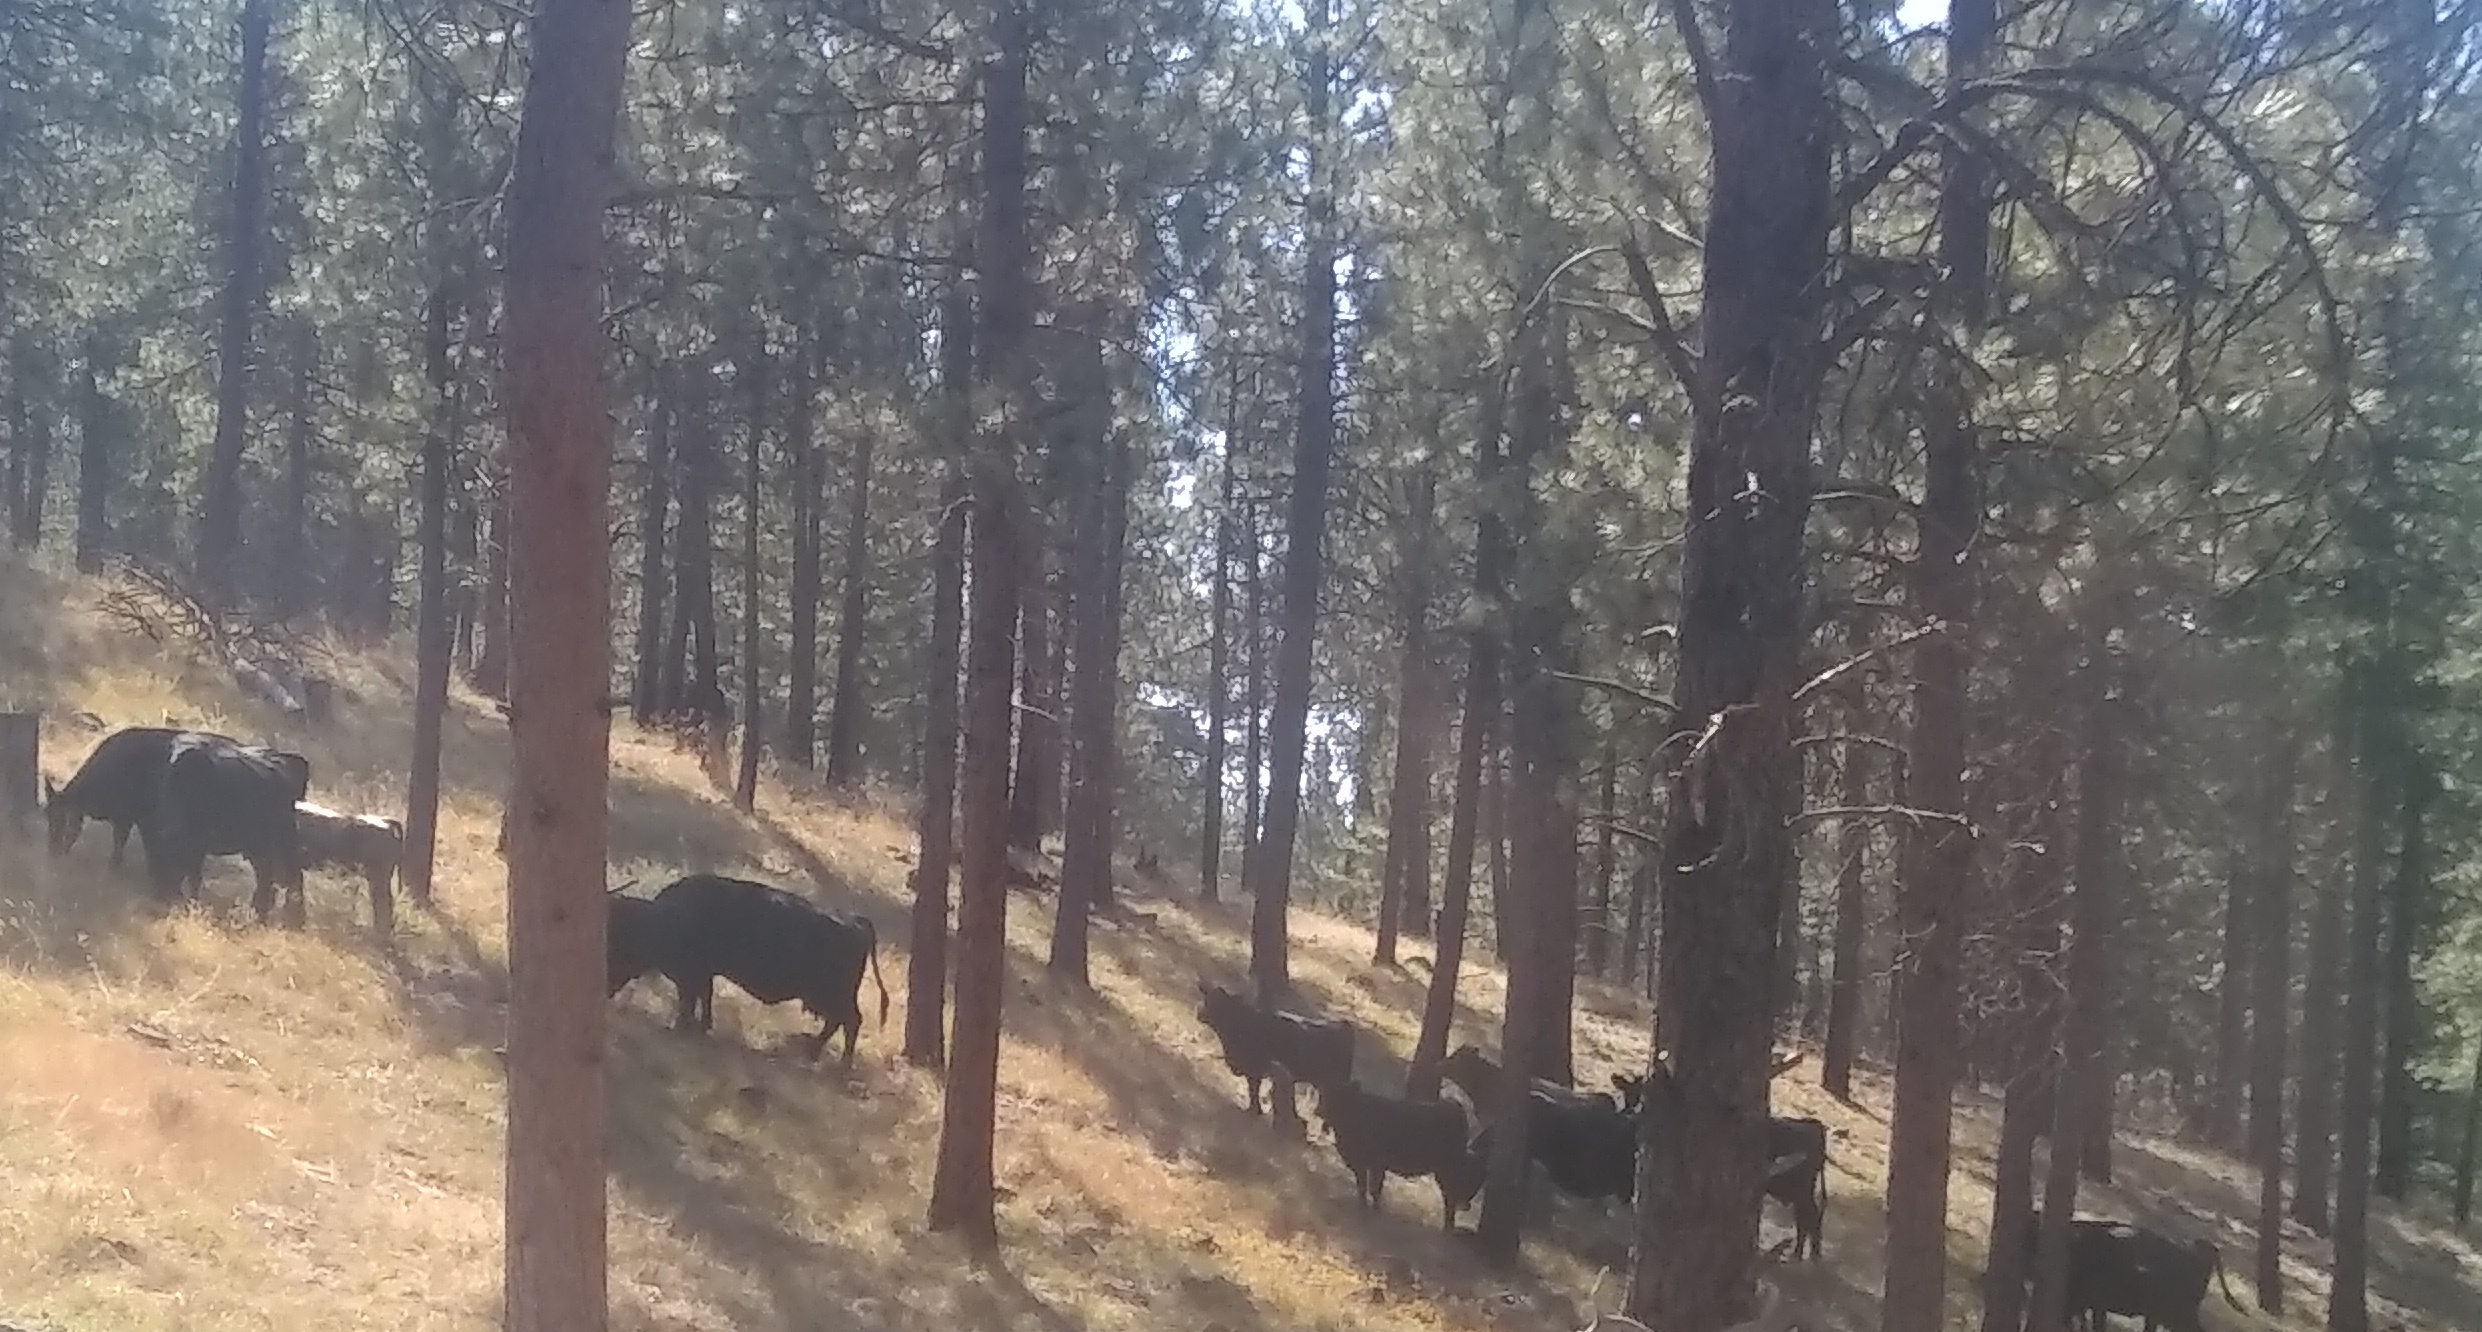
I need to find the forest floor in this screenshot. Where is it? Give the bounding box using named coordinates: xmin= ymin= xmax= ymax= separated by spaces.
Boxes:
xmin=0 ymin=557 xmax=2477 ymax=1332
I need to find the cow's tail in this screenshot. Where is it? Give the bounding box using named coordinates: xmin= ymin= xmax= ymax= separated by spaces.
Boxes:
xmin=865 ymin=917 xmax=891 ymax=1029
xmin=2204 ymin=1240 xmax=2246 ymax=1312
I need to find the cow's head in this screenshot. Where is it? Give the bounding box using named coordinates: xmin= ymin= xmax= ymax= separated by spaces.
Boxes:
xmin=605 ymin=891 xmax=660 ymax=997
xmin=43 ymin=776 xmax=82 ymax=856
xmin=1195 ymin=981 xmax=1248 ymax=1031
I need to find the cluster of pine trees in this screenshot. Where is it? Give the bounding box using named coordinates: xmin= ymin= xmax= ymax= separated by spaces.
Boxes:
xmin=8 ymin=0 xmax=2482 ymax=1328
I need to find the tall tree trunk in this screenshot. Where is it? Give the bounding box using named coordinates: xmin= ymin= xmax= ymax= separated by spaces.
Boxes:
xmin=74 ymin=331 xmax=110 ymax=571
xmin=273 ymin=326 xmax=314 ymax=613
xmin=733 ymin=348 xmax=766 ymax=813
xmin=1376 ymin=465 xmax=1436 ymax=963
xmin=2329 ymin=693 xmax=2393 ymax=1332
xmin=2375 ymin=763 xmax=2432 ymax=1199
xmin=2295 ymin=758 xmax=2347 ymax=1232
xmin=1200 ymin=371 xmax=1239 ymax=902
xmin=499 ymin=0 xmax=628 ymax=1315
xmin=1405 ymin=374 xmax=1509 ymax=1101
xmin=927 ymin=1 xmax=1030 ymax=1248
xmin=2252 ymin=723 xmax=2301 ymax=1313
xmin=2031 ymin=605 xmax=2127 ymax=1332
xmin=1053 ymin=336 xmax=1127 ymax=985
xmin=905 ymin=267 xmax=973 ymax=1070
xmin=1240 ymin=498 xmax=1267 ymax=898
xmin=1487 ymin=738 xmax=1512 ymax=953
xmin=11 ymin=343 xmax=51 ymax=550
xmin=1978 ymin=657 xmax=2070 ymax=1332
xmin=2213 ymin=845 xmax=2254 ymax=1150
xmin=476 ymin=459 xmax=511 ymax=699
xmin=677 ymin=377 xmax=721 ymax=715
xmin=194 ymin=0 xmax=274 ymax=599
xmin=2453 ymin=1026 xmax=2482 ymax=1228
xmin=1881 ymin=0 xmax=1993 ymax=1320
xmin=1009 ymin=560 xmax=1057 ymax=846
xmin=1823 ymin=665 xmax=1875 ymax=1100
xmin=784 ymin=335 xmax=822 ymax=767
xmin=1249 ymin=0 xmax=1340 ymax=1004
xmin=1587 ymin=736 xmax=1618 ymax=975
xmin=630 ymin=371 xmax=674 ymax=721
xmin=823 ymin=423 xmax=877 ymax=788
xmin=402 ymin=76 xmax=462 ymax=911
xmin=1626 ymin=0 xmax=1831 ymax=1320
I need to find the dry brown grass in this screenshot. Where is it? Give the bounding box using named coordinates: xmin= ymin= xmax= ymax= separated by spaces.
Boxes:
xmin=0 ymin=561 xmax=2476 ymax=1332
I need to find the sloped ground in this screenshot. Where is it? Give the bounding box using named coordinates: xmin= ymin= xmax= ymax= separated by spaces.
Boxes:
xmin=0 ymin=557 xmax=2475 ymax=1332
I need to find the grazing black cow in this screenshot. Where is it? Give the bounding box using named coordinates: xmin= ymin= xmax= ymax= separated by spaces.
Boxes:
xmin=1441 ymin=1043 xmax=1620 ymax=1117
xmin=1612 ymin=1073 xmax=1830 ymax=1258
xmin=1468 ymin=1087 xmax=1640 ymax=1205
xmin=607 ymin=874 xmax=891 ymax=1067
xmin=2018 ymin=1217 xmax=2247 ymax=1332
xmin=1314 ymin=1080 xmax=1483 ymax=1231
xmin=45 ymin=726 xmax=188 ymax=868
xmin=294 ymin=800 xmax=405 ymax=933
xmin=1194 ymin=982 xmax=1356 ymax=1119
xmin=144 ymin=734 xmax=312 ymax=924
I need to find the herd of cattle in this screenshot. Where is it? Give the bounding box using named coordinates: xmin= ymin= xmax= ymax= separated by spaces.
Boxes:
xmin=37 ymin=726 xmax=2256 ymax=1332
xmin=1188 ymin=988 xmax=2248 ymax=1332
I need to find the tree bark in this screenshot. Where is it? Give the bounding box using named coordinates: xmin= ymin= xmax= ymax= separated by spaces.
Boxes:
xmin=194 ymin=0 xmax=274 ymax=600
xmin=11 ymin=343 xmax=52 ymax=550
xmin=403 ymin=73 xmax=462 ymax=910
xmin=904 ymin=269 xmax=973 ymax=1069
xmin=629 ymin=373 xmax=673 ymax=721
xmin=1823 ymin=666 xmax=1874 ymax=1100
xmin=74 ymin=331 xmax=111 ymax=572
xmin=1249 ymin=0 xmax=1340 ymax=1004
xmin=1486 ymin=737 xmax=1512 ymax=953
xmin=2453 ymin=1026 xmax=2482 ymax=1228
xmin=784 ymin=334 xmax=822 ymax=767
xmin=2212 ymin=844 xmax=2253 ymax=1151
xmin=823 ymin=421 xmax=876 ymax=789
xmin=2375 ymin=762 xmax=2431 ymax=1199
xmin=2251 ymin=723 xmax=2301 ymax=1313
xmin=1587 ymin=735 xmax=1618 ymax=975
xmin=2295 ymin=756 xmax=2346 ymax=1232
xmin=1240 ymin=497 xmax=1266 ymax=894
xmin=1008 ymin=559 xmax=1057 ymax=847
xmin=476 ymin=456 xmax=511 ymax=699
xmin=2031 ymin=605 xmax=2127 ymax=1332
xmin=2328 ymin=694 xmax=2394 ymax=1332
xmin=1626 ymin=0 xmax=1831 ymax=1320
xmin=499 ymin=0 xmax=628 ymax=1316
xmin=733 ymin=348 xmax=766 ymax=813
xmin=1053 ymin=333 xmax=1127 ymax=985
xmin=1405 ymin=376 xmax=1508 ymax=1102
xmin=274 ymin=329 xmax=313 ymax=605
xmin=927 ymin=1 xmax=1030 ymax=1248
xmin=1376 ymin=465 xmax=1436 ymax=963
xmin=1200 ymin=366 xmax=1239 ymax=903
xmin=1881 ymin=0 xmax=1992 ymax=1320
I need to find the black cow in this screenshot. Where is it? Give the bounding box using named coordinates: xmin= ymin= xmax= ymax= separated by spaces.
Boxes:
xmin=294 ymin=800 xmax=405 ymax=933
xmin=1194 ymin=982 xmax=1356 ymax=1119
xmin=607 ymin=874 xmax=891 ymax=1067
xmin=143 ymin=733 xmax=312 ymax=924
xmin=1612 ymin=1073 xmax=1830 ymax=1258
xmin=1314 ymin=1080 xmax=1483 ymax=1231
xmin=1469 ymin=1088 xmax=1640 ymax=1205
xmin=2019 ymin=1217 xmax=2247 ymax=1332
xmin=45 ymin=726 xmax=189 ymax=868
xmin=1441 ymin=1043 xmax=1620 ymax=1116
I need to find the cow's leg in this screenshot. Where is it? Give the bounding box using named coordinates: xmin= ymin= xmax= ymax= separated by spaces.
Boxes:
xmin=281 ymin=859 xmax=308 ymax=929
xmin=839 ymin=1005 xmax=861 ymax=1067
xmin=672 ymin=976 xmax=709 ymax=1032
xmin=251 ymin=862 xmax=278 ymax=922
xmin=108 ymin=822 xmax=131 ymax=869
xmin=1246 ymin=1074 xmax=1264 ymax=1115
xmin=368 ymin=867 xmax=394 ymax=937
xmin=1370 ymin=1172 xmax=1386 ymax=1210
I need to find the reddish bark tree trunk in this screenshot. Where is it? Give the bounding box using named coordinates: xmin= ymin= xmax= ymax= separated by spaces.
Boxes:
xmin=499 ymin=0 xmax=629 ymax=1315
xmin=1200 ymin=371 xmax=1240 ymax=902
xmin=194 ymin=0 xmax=274 ymax=599
xmin=733 ymin=348 xmax=766 ymax=813
xmin=2212 ymin=846 xmax=2253 ymax=1150
xmin=927 ymin=4 xmax=1030 ymax=1248
xmin=823 ymin=422 xmax=876 ymax=789
xmin=904 ymin=273 xmax=973 ymax=1069
xmin=784 ymin=333 xmax=822 ymax=766
xmin=1376 ymin=466 xmax=1436 ymax=963
xmin=629 ymin=370 xmax=673 ymax=721
xmin=2252 ymin=724 xmax=2301 ymax=1312
xmin=1626 ymin=0 xmax=1832 ymax=1321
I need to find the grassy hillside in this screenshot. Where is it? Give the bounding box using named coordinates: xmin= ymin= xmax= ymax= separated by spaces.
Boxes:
xmin=1 ymin=559 xmax=2477 ymax=1332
